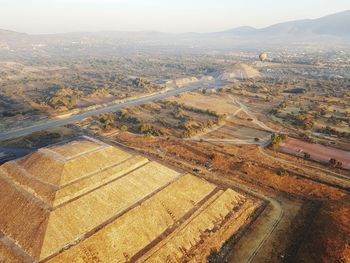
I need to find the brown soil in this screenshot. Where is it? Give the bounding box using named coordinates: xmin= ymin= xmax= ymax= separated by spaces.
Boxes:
xmin=110 ymin=131 xmax=350 ymax=263
xmin=168 ymin=92 xmax=239 ymax=115
xmin=295 ymin=195 xmax=350 ymax=263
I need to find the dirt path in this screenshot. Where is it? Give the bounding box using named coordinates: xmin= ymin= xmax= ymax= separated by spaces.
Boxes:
xmin=197 ymin=174 xmax=284 ymax=263
xmin=188 ymin=95 xmax=274 ymax=146
xmin=189 ymin=136 xmax=271 ymax=146
xmin=229 ymin=95 xmax=275 ymax=133
xmin=226 ymin=198 xmax=286 ymax=263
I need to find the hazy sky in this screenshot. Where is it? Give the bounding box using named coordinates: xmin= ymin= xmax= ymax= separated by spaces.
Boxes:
xmin=0 ymin=0 xmax=349 ymax=34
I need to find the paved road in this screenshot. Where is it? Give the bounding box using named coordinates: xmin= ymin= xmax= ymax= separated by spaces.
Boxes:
xmin=0 ymin=80 xmax=222 ymax=142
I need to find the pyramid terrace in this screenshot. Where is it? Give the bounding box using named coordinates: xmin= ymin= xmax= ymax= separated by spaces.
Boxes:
xmin=0 ymin=136 xmax=262 ymax=263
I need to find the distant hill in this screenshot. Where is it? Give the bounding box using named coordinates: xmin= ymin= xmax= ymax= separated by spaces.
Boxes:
xmin=0 ymin=10 xmax=349 ymax=57
xmin=1 ymin=10 xmax=349 ymax=40
xmin=211 ymin=26 xmax=257 ymax=36
xmin=219 ymin=10 xmax=350 ymax=38
xmin=204 ymin=10 xmax=350 ymax=37
xmin=0 ymin=29 xmax=28 ymax=41
xmin=260 ymin=10 xmax=350 ymax=37
xmin=0 ymin=29 xmax=27 ymax=37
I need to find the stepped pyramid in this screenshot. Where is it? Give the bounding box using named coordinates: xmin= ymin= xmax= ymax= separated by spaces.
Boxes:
xmin=0 ymin=136 xmax=260 ymax=263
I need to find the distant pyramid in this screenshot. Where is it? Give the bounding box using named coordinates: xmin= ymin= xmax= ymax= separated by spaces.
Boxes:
xmin=217 ymin=63 xmax=262 ymax=81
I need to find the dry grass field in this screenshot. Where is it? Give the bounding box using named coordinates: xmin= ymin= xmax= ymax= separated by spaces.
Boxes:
xmin=0 ymin=137 xmax=262 ymax=262
xmin=201 ymin=120 xmax=271 ymax=141
xmin=168 ymin=92 xmax=240 ymax=115
xmin=167 ymin=92 xmax=273 ymax=143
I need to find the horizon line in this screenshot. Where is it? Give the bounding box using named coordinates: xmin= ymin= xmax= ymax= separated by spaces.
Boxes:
xmin=1 ymin=9 xmax=349 ymax=36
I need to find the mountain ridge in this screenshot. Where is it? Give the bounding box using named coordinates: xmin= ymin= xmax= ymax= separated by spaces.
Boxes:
xmin=0 ymin=10 xmax=349 ymax=55
xmin=213 ymin=10 xmax=350 ymax=37
xmin=1 ymin=10 xmax=349 ymax=37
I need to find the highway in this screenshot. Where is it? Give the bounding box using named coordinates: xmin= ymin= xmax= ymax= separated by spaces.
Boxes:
xmin=0 ymin=80 xmax=221 ymax=142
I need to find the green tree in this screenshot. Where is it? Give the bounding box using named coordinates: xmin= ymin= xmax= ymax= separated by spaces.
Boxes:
xmin=120 ymin=125 xmax=128 ymax=131
xmin=99 ymin=113 xmax=116 ymax=131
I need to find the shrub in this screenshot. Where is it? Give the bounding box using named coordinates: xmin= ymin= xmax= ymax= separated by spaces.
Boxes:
xmin=276 ymin=168 xmax=288 ymax=176
xmin=99 ymin=113 xmax=116 ymax=131
xmin=304 ymin=152 xmax=311 ymax=159
xmin=270 ymin=133 xmax=288 ymax=149
xmin=329 ymin=158 xmax=337 ymax=166
xmin=140 ymin=123 xmax=153 ymax=134
xmin=336 ymin=162 xmax=343 ymax=168
xmin=120 ymin=125 xmax=128 ymax=131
